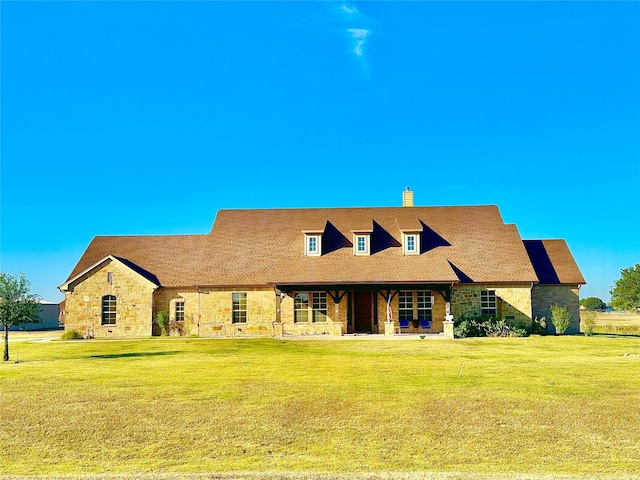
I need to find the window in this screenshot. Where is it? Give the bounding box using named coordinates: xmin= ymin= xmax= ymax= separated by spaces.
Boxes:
xmin=101 ymin=295 xmax=116 ymax=325
xmin=407 ymin=235 xmax=415 ymax=252
xmin=399 ymin=291 xmax=434 ymax=322
xmin=402 ymin=233 xmax=420 ymax=255
xmin=294 ymin=293 xmax=309 ymax=322
xmin=353 ymin=234 xmax=370 ymax=256
xmin=175 ymin=301 xmax=185 ymax=322
xmin=305 ymin=234 xmax=321 ymax=256
xmin=107 ymin=271 xmax=113 ymax=284
xmin=357 ymin=236 xmax=366 ymax=252
xmin=232 ymin=293 xmax=247 ymax=323
xmin=481 ymin=290 xmax=497 ymax=317
xmin=417 ymin=291 xmax=433 ymax=321
xmin=312 ymin=292 xmax=327 ymax=322
xmin=398 ymin=291 xmax=414 ymax=321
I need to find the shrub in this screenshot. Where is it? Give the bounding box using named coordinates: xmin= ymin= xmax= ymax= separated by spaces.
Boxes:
xmin=169 ymin=319 xmax=186 ymax=336
xmin=61 ymin=330 xmax=83 ymax=340
xmin=528 ymin=316 xmax=546 ymax=335
xmin=453 ymin=315 xmax=529 ymax=338
xmin=581 ymin=311 xmax=598 ymax=336
xmin=155 ymin=311 xmax=170 ymax=336
xmin=550 ymin=304 xmax=571 ymax=335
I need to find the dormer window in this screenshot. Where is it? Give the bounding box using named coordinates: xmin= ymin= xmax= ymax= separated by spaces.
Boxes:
xmin=402 ymin=232 xmax=420 ymax=255
xmin=305 ymin=233 xmax=322 ymax=256
xmin=407 ymin=235 xmax=416 ymax=252
xmin=354 ymin=233 xmax=370 ymax=256
xmin=350 ymin=224 xmax=373 ymax=256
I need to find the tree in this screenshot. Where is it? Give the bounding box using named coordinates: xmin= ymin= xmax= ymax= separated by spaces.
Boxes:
xmin=580 ymin=297 xmax=605 ymax=311
xmin=0 ymin=272 xmax=41 ymax=361
xmin=611 ymin=264 xmax=640 ymax=312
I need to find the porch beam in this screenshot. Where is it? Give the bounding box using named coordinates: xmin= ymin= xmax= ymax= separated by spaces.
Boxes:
xmin=273 ymin=282 xmax=455 ymax=293
xmin=327 ymin=290 xmax=348 ymax=304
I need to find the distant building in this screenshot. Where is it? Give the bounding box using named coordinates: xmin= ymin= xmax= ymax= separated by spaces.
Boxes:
xmin=60 ymin=190 xmax=585 ymax=338
xmin=10 ymin=300 xmax=62 ymax=330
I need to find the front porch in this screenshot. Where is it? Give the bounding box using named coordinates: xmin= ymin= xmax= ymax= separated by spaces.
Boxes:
xmin=272 ymin=282 xmax=456 ymax=338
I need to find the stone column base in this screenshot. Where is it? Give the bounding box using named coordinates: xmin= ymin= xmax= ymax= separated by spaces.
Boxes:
xmin=384 ymin=321 xmax=395 ymax=337
xmin=443 ymin=316 xmax=454 ymax=338
xmin=273 ymin=322 xmax=284 ymax=338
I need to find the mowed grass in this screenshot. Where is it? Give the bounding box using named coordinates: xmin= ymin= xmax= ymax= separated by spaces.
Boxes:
xmin=1 ymin=335 xmax=640 ymax=479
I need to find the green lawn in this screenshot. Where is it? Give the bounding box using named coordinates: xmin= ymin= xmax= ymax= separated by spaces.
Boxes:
xmin=1 ymin=335 xmax=640 ymax=479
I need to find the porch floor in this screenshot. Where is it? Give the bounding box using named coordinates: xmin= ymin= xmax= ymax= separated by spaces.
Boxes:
xmin=282 ymin=333 xmax=445 ymax=340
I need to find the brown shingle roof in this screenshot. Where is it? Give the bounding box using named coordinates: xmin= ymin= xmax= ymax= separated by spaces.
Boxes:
xmin=64 ymin=205 xmax=582 ymax=289
xmin=523 ymin=239 xmax=586 ymax=285
xmin=205 ymin=206 xmax=538 ymax=285
xmin=65 ymin=235 xmax=217 ymax=287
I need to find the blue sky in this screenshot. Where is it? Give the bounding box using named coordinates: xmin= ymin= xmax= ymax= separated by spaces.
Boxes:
xmin=1 ymin=1 xmax=639 ymax=304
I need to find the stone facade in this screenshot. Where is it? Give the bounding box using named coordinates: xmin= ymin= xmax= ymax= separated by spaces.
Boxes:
xmin=150 ymin=287 xmax=346 ymax=337
xmin=279 ymin=292 xmax=346 ymax=336
xmin=62 ymin=258 xmax=156 ymax=338
xmin=452 ymin=284 xmax=533 ymax=323
xmin=63 ymin=262 xmax=580 ymax=338
xmin=531 ymin=285 xmax=581 ymax=334
xmin=374 ymin=291 xmax=447 ymax=334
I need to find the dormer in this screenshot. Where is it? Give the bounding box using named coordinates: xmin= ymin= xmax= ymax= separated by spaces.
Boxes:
xmin=401 ymin=231 xmax=420 ymax=255
xmin=397 ymin=217 xmax=422 ymax=255
xmin=350 ymin=224 xmax=373 ymax=256
xmin=302 ymin=229 xmax=323 ymax=256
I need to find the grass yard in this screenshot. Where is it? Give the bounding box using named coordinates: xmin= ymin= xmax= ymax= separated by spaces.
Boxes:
xmin=1 ymin=335 xmax=640 ymax=479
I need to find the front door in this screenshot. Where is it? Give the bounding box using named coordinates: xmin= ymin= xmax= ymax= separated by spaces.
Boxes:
xmin=353 ymin=291 xmax=372 ymax=333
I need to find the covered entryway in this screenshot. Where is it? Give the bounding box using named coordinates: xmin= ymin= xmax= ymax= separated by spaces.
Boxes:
xmin=272 ymin=282 xmax=453 ymax=337
xmin=353 ymin=290 xmax=373 ymax=333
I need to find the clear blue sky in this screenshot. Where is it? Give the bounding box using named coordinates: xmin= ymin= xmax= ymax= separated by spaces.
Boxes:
xmin=1 ymin=1 xmax=639 ymax=304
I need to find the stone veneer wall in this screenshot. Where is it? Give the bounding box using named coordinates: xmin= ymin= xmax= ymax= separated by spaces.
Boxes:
xmin=63 ymin=259 xmax=156 ymax=337
xmin=374 ymin=291 xmax=447 ymax=334
xmin=152 ymin=287 xmax=197 ymax=336
xmin=151 ymin=287 xmax=345 ymax=337
xmin=185 ymin=287 xmax=275 ymax=337
xmin=452 ymin=284 xmax=533 ymax=323
xmin=531 ymin=285 xmax=581 ymax=334
xmin=280 ymin=291 xmax=345 ymax=336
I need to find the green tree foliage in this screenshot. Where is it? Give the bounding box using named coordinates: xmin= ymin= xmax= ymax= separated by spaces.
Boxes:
xmin=0 ymin=272 xmax=41 ymax=361
xmin=550 ymin=304 xmax=571 ymax=335
xmin=580 ymin=297 xmax=605 ymax=311
xmin=612 ymin=264 xmax=640 ymax=312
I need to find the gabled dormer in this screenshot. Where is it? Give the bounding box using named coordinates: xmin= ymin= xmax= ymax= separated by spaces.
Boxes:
xmin=397 ymin=217 xmax=423 ymax=255
xmin=302 ymin=229 xmax=323 ymax=256
xmin=401 ymin=231 xmax=420 ymax=255
xmin=350 ymin=223 xmax=373 ymax=256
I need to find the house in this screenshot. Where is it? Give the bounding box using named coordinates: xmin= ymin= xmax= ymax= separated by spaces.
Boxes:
xmin=59 ymin=191 xmax=585 ymax=338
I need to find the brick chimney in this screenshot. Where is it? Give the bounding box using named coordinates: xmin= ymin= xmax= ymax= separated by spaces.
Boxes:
xmin=402 ymin=187 xmax=414 ymax=207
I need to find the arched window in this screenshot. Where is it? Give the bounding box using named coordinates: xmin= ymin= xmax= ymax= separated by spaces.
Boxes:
xmin=102 ymin=295 xmax=116 ymax=325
